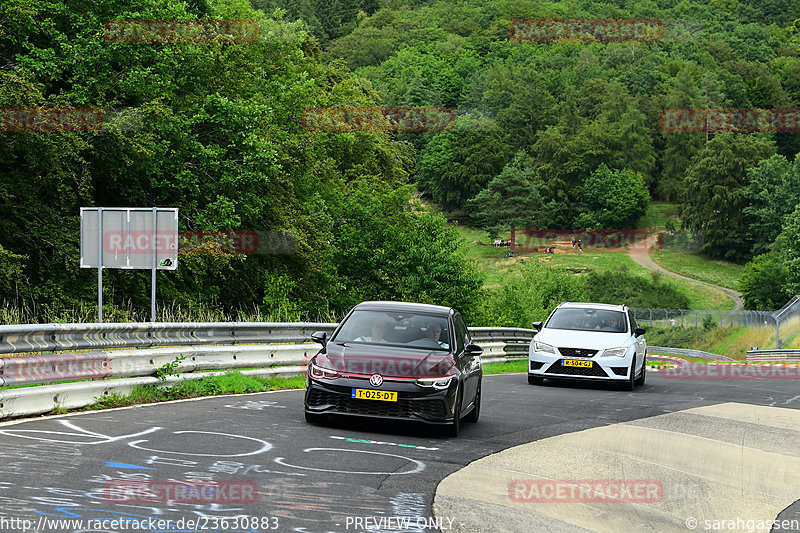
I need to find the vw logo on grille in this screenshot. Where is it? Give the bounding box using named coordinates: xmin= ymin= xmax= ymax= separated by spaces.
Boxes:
xmin=370 ymin=374 xmax=383 ymax=387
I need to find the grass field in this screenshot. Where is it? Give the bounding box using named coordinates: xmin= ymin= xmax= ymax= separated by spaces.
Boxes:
xmin=637 ymin=202 xmax=680 ymax=230
xmin=649 ymin=250 xmax=744 ymax=291
xmin=457 ymin=225 xmax=735 ymax=310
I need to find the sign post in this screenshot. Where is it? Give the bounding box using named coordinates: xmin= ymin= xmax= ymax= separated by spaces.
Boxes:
xmin=98 ymin=207 xmax=103 ymax=322
xmin=80 ymin=207 xmax=178 ymax=322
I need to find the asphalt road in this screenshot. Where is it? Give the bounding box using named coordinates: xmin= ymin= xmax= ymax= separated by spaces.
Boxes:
xmin=1 ymin=371 xmax=799 ymax=533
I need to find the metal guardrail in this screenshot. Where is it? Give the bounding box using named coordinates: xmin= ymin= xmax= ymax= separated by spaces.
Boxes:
xmin=632 ymin=295 xmax=800 ymax=348
xmin=0 ymin=323 xmax=536 ymax=420
xmin=648 ymin=346 xmax=734 ymax=362
xmin=0 ymin=322 xmax=339 ymax=354
xmin=746 ymin=349 xmax=800 ymax=361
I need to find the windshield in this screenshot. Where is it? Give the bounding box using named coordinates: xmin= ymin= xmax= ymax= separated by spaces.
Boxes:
xmin=545 ymin=308 xmax=628 ymax=333
xmin=333 ymin=310 xmax=451 ymax=350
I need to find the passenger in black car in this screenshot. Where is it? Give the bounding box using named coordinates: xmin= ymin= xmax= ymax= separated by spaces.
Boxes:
xmin=354 ymin=320 xmax=388 ymax=342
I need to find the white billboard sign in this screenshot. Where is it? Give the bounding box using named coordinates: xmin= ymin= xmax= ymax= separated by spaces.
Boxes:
xmin=80 ymin=207 xmax=178 ymax=270
xmin=80 ymin=207 xmax=178 ymax=322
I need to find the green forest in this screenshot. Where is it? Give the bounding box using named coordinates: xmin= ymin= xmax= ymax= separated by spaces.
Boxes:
xmin=2 ymin=0 xmax=800 ymax=325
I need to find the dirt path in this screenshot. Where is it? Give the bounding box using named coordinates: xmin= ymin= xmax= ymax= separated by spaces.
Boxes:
xmin=629 ymin=236 xmax=744 ymax=311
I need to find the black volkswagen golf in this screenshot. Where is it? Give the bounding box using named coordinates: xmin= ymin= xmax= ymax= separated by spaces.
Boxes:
xmin=304 ymin=301 xmax=483 ymax=437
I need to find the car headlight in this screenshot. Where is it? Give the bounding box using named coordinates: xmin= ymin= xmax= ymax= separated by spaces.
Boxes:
xmin=415 ymin=376 xmax=453 ymax=390
xmin=309 ymin=363 xmax=341 ymax=379
xmin=600 ymin=347 xmax=629 ymax=358
xmin=533 ymin=341 xmax=556 ymax=354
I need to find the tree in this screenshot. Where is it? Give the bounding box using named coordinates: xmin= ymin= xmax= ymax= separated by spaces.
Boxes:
xmin=416 ymin=112 xmax=512 ymax=211
xmin=612 ymin=108 xmax=656 ymax=186
xmin=773 ymin=206 xmax=800 ymax=297
xmin=326 ymin=178 xmax=485 ymax=321
xmin=466 ymin=152 xmax=543 ymax=250
xmin=574 ymin=164 xmax=650 ymax=230
xmin=742 ymin=154 xmax=800 ymax=256
xmin=0 ymin=0 xmax=487 ymax=323
xmin=680 ymin=133 xmax=775 ymax=261
xmin=658 ymin=69 xmax=704 ymax=201
xmin=495 ymin=68 xmax=556 ymax=150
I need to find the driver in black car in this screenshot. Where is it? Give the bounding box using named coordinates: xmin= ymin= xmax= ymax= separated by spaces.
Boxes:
xmin=423 ymin=321 xmax=449 ymax=348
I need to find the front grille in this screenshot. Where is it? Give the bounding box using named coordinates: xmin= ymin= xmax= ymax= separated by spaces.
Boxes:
xmin=412 ymin=399 xmax=448 ymax=418
xmin=611 ymin=367 xmax=628 ymax=376
xmin=530 ymin=361 xmax=544 ymax=370
xmin=545 ymin=361 xmax=608 ymax=377
xmin=307 ymin=389 xmax=446 ymax=419
xmin=558 ymin=347 xmax=598 ymax=358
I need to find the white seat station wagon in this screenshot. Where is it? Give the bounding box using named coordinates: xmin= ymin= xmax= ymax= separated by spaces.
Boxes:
xmin=528 ymin=302 xmax=647 ymax=390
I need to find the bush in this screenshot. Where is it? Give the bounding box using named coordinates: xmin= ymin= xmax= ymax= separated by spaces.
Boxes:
xmin=482 ymin=262 xmax=584 ymax=327
xmin=645 ymin=326 xmax=713 ymax=349
xmin=481 ymin=261 xmax=693 ymax=328
xmin=702 ymin=313 xmax=717 ymax=331
xmin=739 ymin=252 xmax=793 ymax=310
xmin=583 ymin=267 xmax=691 ymax=309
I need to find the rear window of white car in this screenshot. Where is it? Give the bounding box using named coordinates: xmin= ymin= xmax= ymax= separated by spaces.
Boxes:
xmin=545 ymin=308 xmax=627 ymax=333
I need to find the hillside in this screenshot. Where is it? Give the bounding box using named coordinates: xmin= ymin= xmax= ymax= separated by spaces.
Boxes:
xmin=1 ymin=0 xmax=799 ymax=325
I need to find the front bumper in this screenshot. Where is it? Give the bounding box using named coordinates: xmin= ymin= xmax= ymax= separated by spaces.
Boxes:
xmin=528 ymin=350 xmax=633 ymax=381
xmin=304 ymin=376 xmax=457 ymax=424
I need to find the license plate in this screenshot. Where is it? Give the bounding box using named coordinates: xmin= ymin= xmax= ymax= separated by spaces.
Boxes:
xmin=352 ymin=389 xmax=398 ymax=402
xmin=563 ymin=359 xmax=593 ymax=368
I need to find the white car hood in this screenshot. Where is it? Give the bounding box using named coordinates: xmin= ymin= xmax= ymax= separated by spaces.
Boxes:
xmin=536 ymin=329 xmax=633 ymax=350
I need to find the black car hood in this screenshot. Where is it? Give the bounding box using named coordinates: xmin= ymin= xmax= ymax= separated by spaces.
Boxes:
xmin=315 ymin=342 xmax=455 ymax=378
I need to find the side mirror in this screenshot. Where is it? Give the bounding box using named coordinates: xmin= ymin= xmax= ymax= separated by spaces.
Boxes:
xmin=464 ymin=343 xmax=483 ymax=356
xmin=634 ymin=327 xmax=646 ymax=337
xmin=532 ymin=321 xmax=542 ymax=331
xmin=311 ymin=331 xmax=327 ymax=344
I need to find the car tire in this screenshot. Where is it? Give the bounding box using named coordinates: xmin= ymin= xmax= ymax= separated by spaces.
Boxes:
xmin=634 ymin=355 xmax=646 ymax=386
xmin=528 ymin=375 xmax=544 ymax=385
xmin=625 ymin=361 xmax=636 ymax=391
xmin=464 ymin=383 xmax=481 ymax=423
xmin=304 ymin=411 xmax=324 ymax=424
xmin=446 ymin=387 xmax=463 ymax=437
